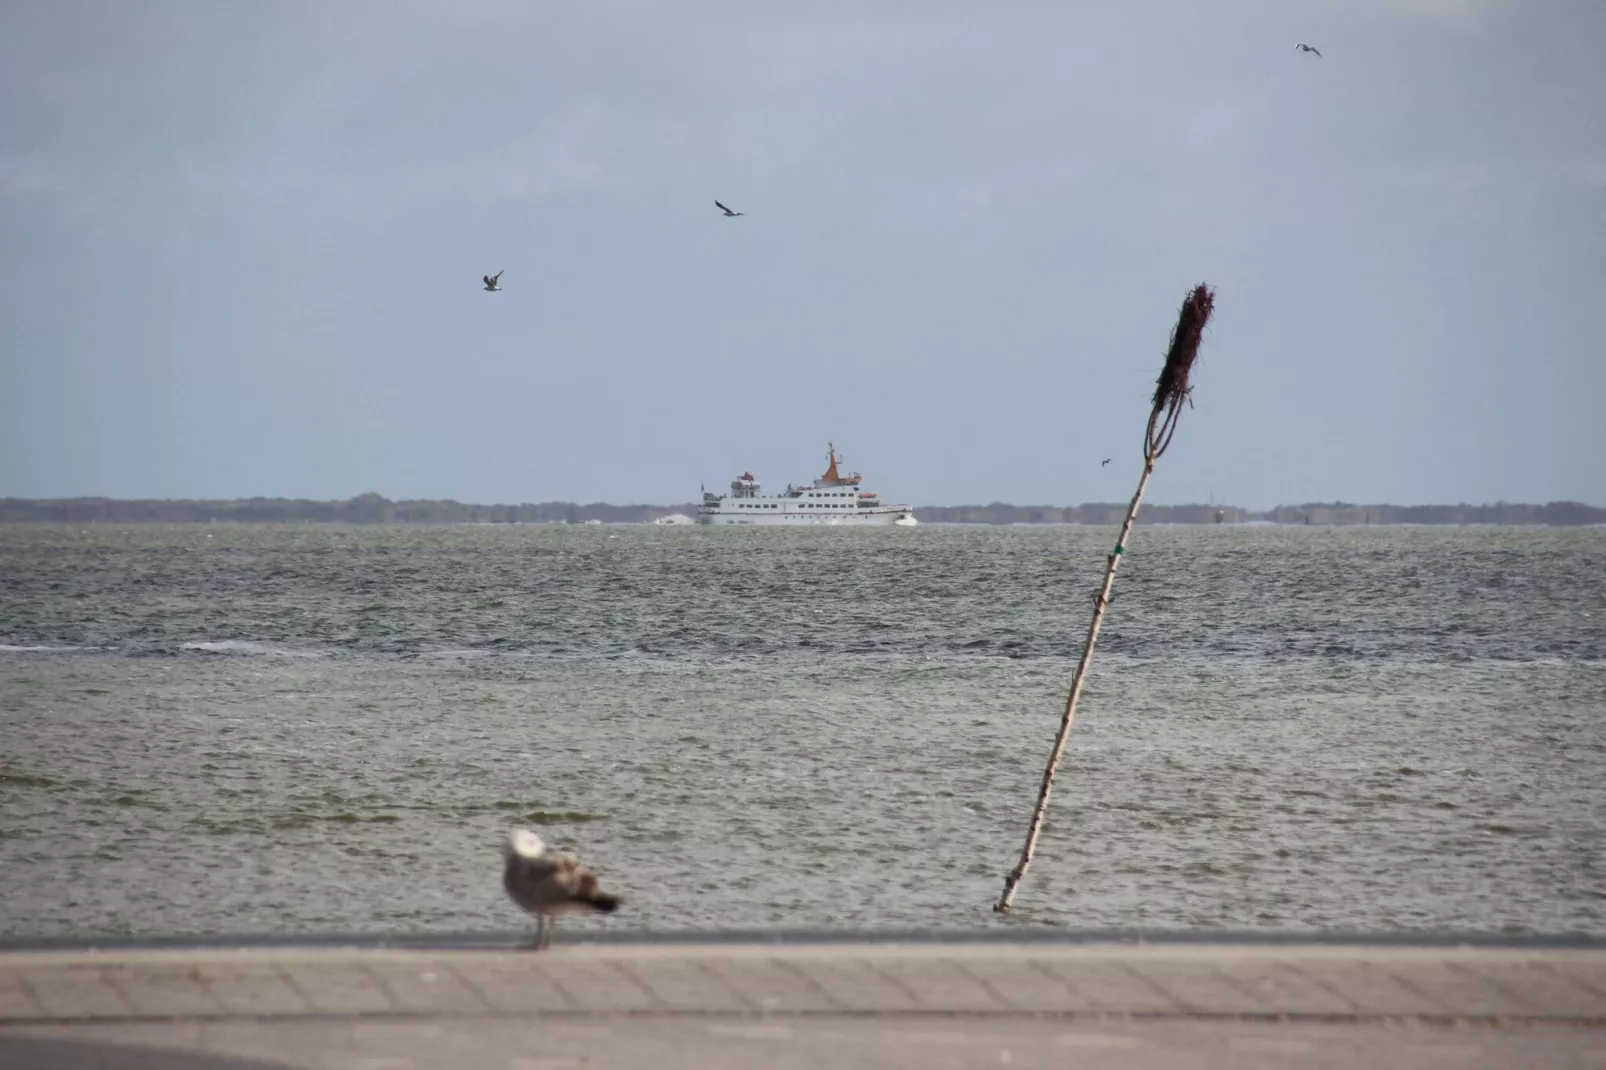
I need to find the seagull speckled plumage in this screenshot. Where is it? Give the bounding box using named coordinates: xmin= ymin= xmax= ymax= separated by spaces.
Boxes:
xmin=502 ymin=830 xmax=620 ymax=949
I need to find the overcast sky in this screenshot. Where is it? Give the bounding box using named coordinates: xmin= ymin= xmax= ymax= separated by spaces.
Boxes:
xmin=1 ymin=0 xmax=1602 ymax=508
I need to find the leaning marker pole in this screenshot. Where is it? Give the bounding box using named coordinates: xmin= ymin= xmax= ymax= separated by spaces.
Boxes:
xmin=994 ymin=283 xmax=1215 ymax=914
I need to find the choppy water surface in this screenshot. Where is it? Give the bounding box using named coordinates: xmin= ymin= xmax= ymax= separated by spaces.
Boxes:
xmin=2 ymin=523 xmax=1603 ymax=939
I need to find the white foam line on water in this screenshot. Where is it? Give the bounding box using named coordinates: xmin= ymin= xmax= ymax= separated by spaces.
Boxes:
xmin=179 ymin=640 xmax=329 ymax=659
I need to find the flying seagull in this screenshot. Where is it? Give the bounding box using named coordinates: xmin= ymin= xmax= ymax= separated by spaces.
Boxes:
xmin=503 ymin=830 xmax=620 ymax=950
xmin=1296 ymin=43 xmax=1322 ymax=56
xmin=483 ymin=271 xmax=503 ymax=292
xmin=1101 ymin=458 xmax=1111 ymax=467
xmin=715 ymin=200 xmax=744 ymax=217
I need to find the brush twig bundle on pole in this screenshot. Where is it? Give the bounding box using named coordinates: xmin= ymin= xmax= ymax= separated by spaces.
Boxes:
xmin=993 ymin=283 xmax=1215 ymax=915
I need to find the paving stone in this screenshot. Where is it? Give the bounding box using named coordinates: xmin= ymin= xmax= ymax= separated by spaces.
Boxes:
xmin=1541 ymin=960 xmax=1606 ymax=1000
xmin=279 ymin=963 xmax=396 ymax=1015
xmin=15 ymin=966 xmax=134 ymax=1018
xmin=696 ymin=959 xmax=843 ymax=1013
xmin=9 ymin=1015 xmax=1606 ymax=1070
xmin=537 ymin=959 xmax=662 ymax=1012
xmin=2 ymin=946 xmax=1604 ymax=1028
xmin=868 ymin=958 xmax=1003 ymax=1012
xmin=446 ymin=960 xmax=574 ymax=1014
xmin=951 ymin=958 xmax=1100 ymax=1013
xmin=618 ymin=957 xmax=754 ymax=1012
xmin=1211 ymin=960 xmax=1358 ymax=1015
xmin=1379 ymin=961 xmax=1546 ymax=1017
xmin=1283 ymin=960 xmax=1454 ymax=1017
xmin=195 ymin=964 xmax=311 ymax=1017
xmin=0 ymin=971 xmax=40 ymax=1020
xmin=1033 ymin=959 xmax=1190 ymax=1014
xmin=1451 ymin=961 xmax=1606 ymax=1019
xmin=363 ymin=960 xmax=488 ymax=1015
xmin=788 ymin=957 xmax=922 ymax=1012
xmin=99 ymin=964 xmax=224 ymax=1017
xmin=1119 ymin=959 xmax=1269 ymax=1014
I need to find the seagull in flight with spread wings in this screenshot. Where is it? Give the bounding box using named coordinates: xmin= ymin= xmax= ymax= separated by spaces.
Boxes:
xmin=1296 ymin=43 xmax=1322 ymax=57
xmin=483 ymin=271 xmax=503 ymax=292
xmin=715 ymin=200 xmax=744 ymax=217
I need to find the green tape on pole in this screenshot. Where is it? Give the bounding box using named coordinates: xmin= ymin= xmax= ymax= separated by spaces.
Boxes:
xmin=1113 ymin=545 xmax=1125 ymax=556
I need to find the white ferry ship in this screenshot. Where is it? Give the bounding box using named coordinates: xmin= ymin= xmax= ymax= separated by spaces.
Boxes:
xmin=697 ymin=444 xmax=917 ymax=526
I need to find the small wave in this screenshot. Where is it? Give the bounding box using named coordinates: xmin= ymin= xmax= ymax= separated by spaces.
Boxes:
xmin=0 ymin=644 xmax=86 ymax=654
xmin=179 ymin=640 xmax=328 ymax=659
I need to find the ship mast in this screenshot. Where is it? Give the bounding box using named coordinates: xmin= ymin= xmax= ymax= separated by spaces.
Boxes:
xmin=822 ymin=442 xmax=842 ymax=484
xmin=819 ymin=442 xmax=861 ymax=487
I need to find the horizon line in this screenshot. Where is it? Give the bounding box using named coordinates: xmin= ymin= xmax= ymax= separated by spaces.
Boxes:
xmin=3 ymin=494 xmax=1603 ymax=512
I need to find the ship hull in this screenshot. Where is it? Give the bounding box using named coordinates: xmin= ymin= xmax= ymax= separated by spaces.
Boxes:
xmin=694 ymin=508 xmax=914 ymax=526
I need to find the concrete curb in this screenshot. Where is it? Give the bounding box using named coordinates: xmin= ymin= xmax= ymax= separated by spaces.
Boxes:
xmin=3 ymin=943 xmax=1603 ymax=1025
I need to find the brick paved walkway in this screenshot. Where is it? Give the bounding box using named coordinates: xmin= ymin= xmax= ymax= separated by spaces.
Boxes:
xmin=2 ymin=942 xmax=1603 ymax=1068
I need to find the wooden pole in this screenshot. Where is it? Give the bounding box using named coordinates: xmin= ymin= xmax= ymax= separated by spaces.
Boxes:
xmin=993 ymin=460 xmax=1153 ymax=913
xmin=993 ymin=284 xmax=1214 ymax=915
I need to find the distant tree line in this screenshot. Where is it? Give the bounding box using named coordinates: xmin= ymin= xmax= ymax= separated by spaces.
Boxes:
xmin=0 ymin=493 xmax=700 ymax=525
xmin=2 ymin=494 xmax=1602 ymax=526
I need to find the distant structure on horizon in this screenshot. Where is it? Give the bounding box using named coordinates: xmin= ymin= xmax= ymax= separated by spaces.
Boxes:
xmin=1 ymin=495 xmax=1600 ymax=527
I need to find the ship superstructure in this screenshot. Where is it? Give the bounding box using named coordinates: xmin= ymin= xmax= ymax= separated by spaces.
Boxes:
xmin=696 ymin=444 xmax=917 ymax=526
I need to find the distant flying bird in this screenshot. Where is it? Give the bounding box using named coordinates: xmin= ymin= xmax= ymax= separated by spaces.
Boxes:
xmin=483 ymin=271 xmax=503 ymax=292
xmin=503 ymin=830 xmax=620 ymax=950
xmin=715 ymin=200 xmax=744 ymax=217
xmin=1101 ymin=458 xmax=1111 ymax=467
xmin=1296 ymin=43 xmax=1322 ymax=56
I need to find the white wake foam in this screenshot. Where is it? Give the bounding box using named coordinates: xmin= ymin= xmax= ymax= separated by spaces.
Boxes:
xmin=179 ymin=640 xmax=328 ymax=659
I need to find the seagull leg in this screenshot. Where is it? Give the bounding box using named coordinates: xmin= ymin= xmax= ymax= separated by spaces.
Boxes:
xmin=531 ymin=914 xmax=545 ymax=951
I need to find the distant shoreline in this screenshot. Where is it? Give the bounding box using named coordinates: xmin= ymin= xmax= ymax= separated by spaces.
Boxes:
xmin=2 ymin=495 xmax=1602 ymax=526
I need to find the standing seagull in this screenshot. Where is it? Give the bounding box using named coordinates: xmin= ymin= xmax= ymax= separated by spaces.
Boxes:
xmin=1295 ymin=43 xmax=1322 ymax=56
xmin=714 ymin=200 xmax=744 ymax=217
xmin=502 ymin=830 xmax=620 ymax=950
xmin=483 ymin=271 xmax=503 ymax=292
